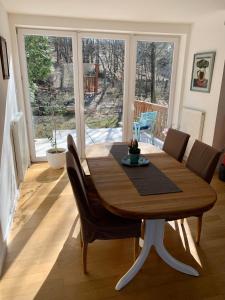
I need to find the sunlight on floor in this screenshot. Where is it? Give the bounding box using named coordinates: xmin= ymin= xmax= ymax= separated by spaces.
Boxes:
xmin=182 ymin=219 xmax=202 ymax=267
xmin=1 ymin=167 xmax=79 ymax=299
xmin=2 ymin=163 xmax=225 ymax=299
xmin=168 ymin=219 xmax=202 ymax=267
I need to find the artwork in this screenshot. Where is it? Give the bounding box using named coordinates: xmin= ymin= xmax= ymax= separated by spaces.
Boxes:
xmin=0 ymin=36 xmax=10 ymax=79
xmin=190 ymin=51 xmax=215 ymax=93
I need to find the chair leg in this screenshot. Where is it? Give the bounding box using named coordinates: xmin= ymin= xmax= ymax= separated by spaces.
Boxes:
xmin=138 ymin=128 xmax=141 ymax=142
xmin=80 ymin=230 xmax=83 ymax=248
xmin=196 ymin=215 xmax=203 ymax=244
xmin=151 ymin=134 xmax=154 ymax=145
xmin=82 ymin=242 xmax=88 ymax=274
xmin=141 ymin=220 xmax=145 ymax=239
xmin=134 ymin=238 xmax=139 ymax=261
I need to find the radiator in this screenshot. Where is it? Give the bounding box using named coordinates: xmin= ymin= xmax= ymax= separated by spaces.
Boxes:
xmin=11 ymin=112 xmax=29 ymax=187
xmin=179 ymin=107 xmax=205 ymax=157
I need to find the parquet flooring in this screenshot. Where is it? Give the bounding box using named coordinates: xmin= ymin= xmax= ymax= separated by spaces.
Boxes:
xmin=0 ymin=162 xmax=225 ymax=300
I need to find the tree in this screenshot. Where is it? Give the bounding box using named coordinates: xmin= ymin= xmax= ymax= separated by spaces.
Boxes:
xmin=25 ymin=35 xmax=53 ymax=93
xmin=52 ymin=37 xmax=73 ymax=64
xmin=135 ymin=41 xmax=173 ymax=104
xmin=150 ymin=43 xmax=156 ymax=103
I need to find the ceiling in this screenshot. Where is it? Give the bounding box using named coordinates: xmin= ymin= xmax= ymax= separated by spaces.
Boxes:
xmin=1 ymin=0 xmax=225 ymax=23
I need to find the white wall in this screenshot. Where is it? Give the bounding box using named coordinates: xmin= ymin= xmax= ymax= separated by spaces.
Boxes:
xmin=181 ymin=11 xmax=225 ymax=145
xmin=0 ymin=1 xmax=20 ymax=275
xmin=9 ymin=13 xmax=191 ymax=35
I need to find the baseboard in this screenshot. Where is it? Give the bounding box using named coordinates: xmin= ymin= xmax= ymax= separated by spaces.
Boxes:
xmin=0 ymin=239 xmax=7 ymax=278
xmin=0 ymin=189 xmax=19 ymax=278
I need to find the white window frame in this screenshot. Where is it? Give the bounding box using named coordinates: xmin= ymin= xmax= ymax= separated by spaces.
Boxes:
xmin=77 ymin=32 xmax=130 ymax=157
xmin=127 ymin=35 xmax=180 ymax=139
xmin=17 ymin=29 xmax=80 ymax=161
xmin=17 ymin=29 xmax=180 ymax=161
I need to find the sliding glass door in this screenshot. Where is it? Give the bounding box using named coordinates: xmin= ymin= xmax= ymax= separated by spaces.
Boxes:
xmin=78 ymin=33 xmax=129 ymax=152
xmin=18 ymin=30 xmax=79 ymax=160
xmin=131 ymin=37 xmax=177 ymax=145
xmin=18 ymin=29 xmax=178 ymax=161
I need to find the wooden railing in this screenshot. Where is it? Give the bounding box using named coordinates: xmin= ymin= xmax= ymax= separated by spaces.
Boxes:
xmin=84 ymin=76 xmax=98 ymax=93
xmin=134 ymin=100 xmax=168 ymax=141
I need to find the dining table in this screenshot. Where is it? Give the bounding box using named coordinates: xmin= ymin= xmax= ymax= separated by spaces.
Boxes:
xmin=86 ymin=142 xmax=217 ymax=290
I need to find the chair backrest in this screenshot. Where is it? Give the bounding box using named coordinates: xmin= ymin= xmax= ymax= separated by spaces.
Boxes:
xmin=139 ymin=111 xmax=157 ymax=129
xmin=163 ymin=128 xmax=190 ymax=162
xmin=66 ymin=151 xmax=96 ymax=224
xmin=186 ymin=140 xmax=221 ymax=183
xmin=67 ymin=134 xmax=85 ymax=178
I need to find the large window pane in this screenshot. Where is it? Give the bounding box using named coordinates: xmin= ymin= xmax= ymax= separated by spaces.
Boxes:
xmin=24 ymin=35 xmax=76 ymax=158
xmin=134 ymin=41 xmax=174 ymax=143
xmin=82 ymin=38 xmax=124 ymax=144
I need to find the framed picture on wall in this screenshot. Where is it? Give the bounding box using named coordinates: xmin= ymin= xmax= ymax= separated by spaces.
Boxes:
xmin=0 ymin=36 xmax=10 ymax=80
xmin=190 ymin=51 xmax=216 ymax=93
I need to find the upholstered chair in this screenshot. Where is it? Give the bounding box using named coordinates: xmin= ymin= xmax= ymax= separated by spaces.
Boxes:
xmin=66 ymin=151 xmax=141 ymax=273
xmin=67 ymin=134 xmax=96 ymax=191
xmin=163 ymin=128 xmax=190 ymax=162
xmin=184 ymin=140 xmax=221 ymax=243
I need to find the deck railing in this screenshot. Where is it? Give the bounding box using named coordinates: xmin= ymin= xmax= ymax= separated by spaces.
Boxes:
xmin=134 ymin=100 xmax=168 ymax=141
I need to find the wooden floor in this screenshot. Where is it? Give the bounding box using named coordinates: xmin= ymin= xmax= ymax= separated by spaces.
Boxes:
xmin=1 ymin=162 xmax=225 ymax=300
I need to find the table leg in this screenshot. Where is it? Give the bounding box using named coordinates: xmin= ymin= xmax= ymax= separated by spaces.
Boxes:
xmin=154 ymin=219 xmax=199 ymax=276
xmin=115 ymin=219 xmax=199 ymax=291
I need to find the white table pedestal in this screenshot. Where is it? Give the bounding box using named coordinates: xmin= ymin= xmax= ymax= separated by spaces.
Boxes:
xmin=115 ymin=219 xmax=199 ymax=291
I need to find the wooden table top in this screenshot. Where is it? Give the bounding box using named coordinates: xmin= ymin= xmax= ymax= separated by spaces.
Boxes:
xmin=86 ymin=143 xmax=217 ymax=220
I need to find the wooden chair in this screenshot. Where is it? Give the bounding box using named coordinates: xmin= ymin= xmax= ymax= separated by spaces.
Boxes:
xmin=163 ymin=128 xmax=190 ymax=162
xmin=66 ymin=151 xmax=141 ymax=273
xmin=184 ymin=140 xmax=221 ymax=243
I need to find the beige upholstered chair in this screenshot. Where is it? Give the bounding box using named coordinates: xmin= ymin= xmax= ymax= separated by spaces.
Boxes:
xmin=184 ymin=140 xmax=221 ymax=243
xmin=163 ymin=128 xmax=190 ymax=162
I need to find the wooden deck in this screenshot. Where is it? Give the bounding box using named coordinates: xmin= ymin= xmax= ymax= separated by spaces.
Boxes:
xmin=1 ymin=157 xmax=225 ymax=299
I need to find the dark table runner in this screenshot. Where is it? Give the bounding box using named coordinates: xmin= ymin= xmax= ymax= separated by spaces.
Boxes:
xmin=110 ymin=144 xmax=182 ymax=196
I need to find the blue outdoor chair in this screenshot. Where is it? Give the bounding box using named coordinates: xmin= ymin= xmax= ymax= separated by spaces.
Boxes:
xmin=133 ymin=111 xmax=157 ymax=142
